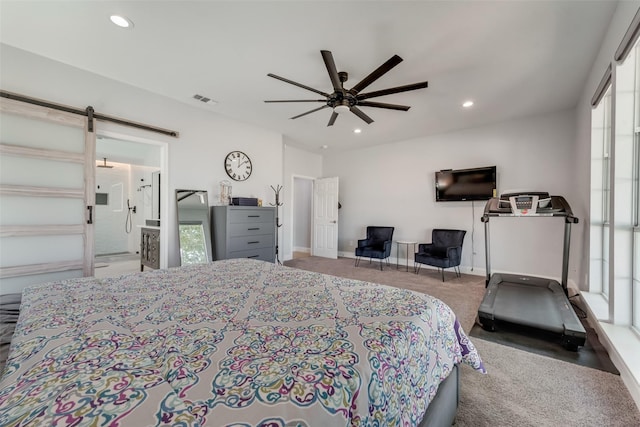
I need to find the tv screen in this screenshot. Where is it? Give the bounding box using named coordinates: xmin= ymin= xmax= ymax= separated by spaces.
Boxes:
xmin=435 ymin=166 xmax=497 ymax=202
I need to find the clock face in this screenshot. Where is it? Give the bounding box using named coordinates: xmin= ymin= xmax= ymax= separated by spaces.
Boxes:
xmin=224 ymin=151 xmax=252 ymax=181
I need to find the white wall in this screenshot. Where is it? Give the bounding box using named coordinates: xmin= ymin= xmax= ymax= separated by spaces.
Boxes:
xmin=323 ymin=109 xmax=577 ymax=282
xmin=1 ymin=44 xmax=284 ymax=268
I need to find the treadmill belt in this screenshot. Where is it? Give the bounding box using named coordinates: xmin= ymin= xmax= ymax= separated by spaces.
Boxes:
xmin=492 ymin=282 xmax=564 ymax=333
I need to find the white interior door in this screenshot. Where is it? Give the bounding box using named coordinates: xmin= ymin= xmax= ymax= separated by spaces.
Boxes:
xmin=0 ymin=97 xmax=94 ymax=294
xmin=312 ymin=176 xmax=339 ymax=259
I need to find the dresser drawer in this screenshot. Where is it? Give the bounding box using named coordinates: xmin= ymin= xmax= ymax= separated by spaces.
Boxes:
xmin=228 ymin=222 xmax=273 ymax=237
xmin=228 ymin=209 xmax=275 ymax=224
xmin=228 ymin=246 xmax=274 ymax=263
xmin=229 ymin=233 xmax=274 ymax=252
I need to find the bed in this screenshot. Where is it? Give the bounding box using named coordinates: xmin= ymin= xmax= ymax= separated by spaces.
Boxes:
xmin=0 ymin=258 xmax=485 ymax=426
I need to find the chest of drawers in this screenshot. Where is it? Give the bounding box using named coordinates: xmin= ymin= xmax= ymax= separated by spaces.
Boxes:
xmin=210 ymin=206 xmax=276 ymax=263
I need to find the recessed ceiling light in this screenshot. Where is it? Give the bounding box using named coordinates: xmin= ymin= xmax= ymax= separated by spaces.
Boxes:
xmin=462 ymin=100 xmax=474 ymax=108
xmin=321 ymin=145 xmax=329 ymax=149
xmin=110 ymin=15 xmax=134 ymax=29
xmin=354 ymin=128 xmax=362 ymax=134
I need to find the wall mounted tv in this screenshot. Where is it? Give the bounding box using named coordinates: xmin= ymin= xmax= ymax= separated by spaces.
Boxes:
xmin=435 ymin=166 xmax=497 ymax=202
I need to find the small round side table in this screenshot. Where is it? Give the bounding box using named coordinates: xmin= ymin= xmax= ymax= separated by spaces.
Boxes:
xmin=396 ymin=241 xmax=417 ymax=272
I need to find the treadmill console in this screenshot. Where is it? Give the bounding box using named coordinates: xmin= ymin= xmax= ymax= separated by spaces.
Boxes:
xmin=492 ymin=191 xmax=556 ymax=216
xmin=509 ymin=195 xmax=539 ymax=216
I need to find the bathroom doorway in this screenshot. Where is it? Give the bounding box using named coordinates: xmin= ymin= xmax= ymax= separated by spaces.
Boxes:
xmin=94 ymin=133 xmax=166 ymax=277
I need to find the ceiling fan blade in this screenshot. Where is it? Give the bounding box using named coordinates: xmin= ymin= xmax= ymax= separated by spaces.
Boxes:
xmin=290 ymin=105 xmax=329 ymax=120
xmin=357 ymin=81 xmax=429 ymax=100
xmin=357 ymin=100 xmax=410 ymax=111
xmin=327 ymin=111 xmax=338 ymax=126
xmin=268 ymin=73 xmax=330 ymax=97
xmin=350 ymin=55 xmax=403 ymax=94
xmin=321 ymin=50 xmax=343 ymax=92
xmin=350 ymin=106 xmax=374 ymax=124
xmin=264 ymin=99 xmax=326 ymax=103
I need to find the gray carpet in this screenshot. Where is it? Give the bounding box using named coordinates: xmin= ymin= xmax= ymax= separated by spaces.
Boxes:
xmin=284 ymin=256 xmax=640 ymax=427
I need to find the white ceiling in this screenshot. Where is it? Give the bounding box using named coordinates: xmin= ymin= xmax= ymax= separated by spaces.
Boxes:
xmin=0 ymin=1 xmax=617 ymax=152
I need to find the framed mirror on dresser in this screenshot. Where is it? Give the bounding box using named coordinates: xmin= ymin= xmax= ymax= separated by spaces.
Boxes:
xmin=175 ymin=189 xmax=212 ymax=266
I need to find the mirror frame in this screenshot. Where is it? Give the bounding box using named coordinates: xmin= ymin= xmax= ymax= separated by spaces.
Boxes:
xmin=175 ymin=189 xmax=212 ymax=266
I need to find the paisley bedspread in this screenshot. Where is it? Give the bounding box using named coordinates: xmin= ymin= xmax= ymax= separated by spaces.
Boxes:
xmin=0 ymin=258 xmax=485 ymax=426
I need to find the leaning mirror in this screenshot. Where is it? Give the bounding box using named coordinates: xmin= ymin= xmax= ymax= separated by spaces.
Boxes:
xmin=176 ymin=189 xmax=212 ymax=266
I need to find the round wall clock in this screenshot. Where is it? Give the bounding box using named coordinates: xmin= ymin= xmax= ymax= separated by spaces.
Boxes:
xmin=224 ymin=151 xmax=252 ymax=181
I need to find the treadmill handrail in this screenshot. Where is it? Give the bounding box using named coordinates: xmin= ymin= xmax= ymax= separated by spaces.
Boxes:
xmin=481 ymin=196 xmax=578 ymax=224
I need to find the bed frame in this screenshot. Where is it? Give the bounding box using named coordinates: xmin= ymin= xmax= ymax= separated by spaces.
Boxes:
xmin=419 ymin=364 xmax=460 ymax=427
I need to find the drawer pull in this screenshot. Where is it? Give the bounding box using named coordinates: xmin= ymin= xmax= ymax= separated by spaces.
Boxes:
xmin=248 ymin=241 xmax=260 ymax=244
xmin=248 ymin=227 xmax=260 ymax=231
xmin=248 ymin=215 xmax=260 ymax=218
xmin=248 ymin=255 xmax=260 ymax=258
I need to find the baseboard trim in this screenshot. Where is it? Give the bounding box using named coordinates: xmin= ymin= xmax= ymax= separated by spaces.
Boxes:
xmin=338 ymin=251 xmax=485 ymax=277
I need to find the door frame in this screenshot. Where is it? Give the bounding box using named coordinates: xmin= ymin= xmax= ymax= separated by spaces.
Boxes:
xmin=96 ymin=129 xmax=169 ymax=269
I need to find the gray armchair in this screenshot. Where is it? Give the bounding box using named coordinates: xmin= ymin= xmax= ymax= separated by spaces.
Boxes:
xmin=414 ymin=229 xmax=466 ymax=281
xmin=355 ymin=226 xmax=395 ymax=270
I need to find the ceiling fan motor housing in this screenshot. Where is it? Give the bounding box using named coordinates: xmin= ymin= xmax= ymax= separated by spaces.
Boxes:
xmin=328 ymin=92 xmax=356 ymax=109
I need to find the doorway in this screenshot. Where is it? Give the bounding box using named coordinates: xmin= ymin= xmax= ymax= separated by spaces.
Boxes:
xmin=93 ymin=133 xmax=166 ymax=277
xmin=292 ymin=176 xmax=313 ymax=259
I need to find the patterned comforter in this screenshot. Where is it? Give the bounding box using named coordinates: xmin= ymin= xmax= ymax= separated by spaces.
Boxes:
xmin=0 ymin=258 xmax=485 ymax=426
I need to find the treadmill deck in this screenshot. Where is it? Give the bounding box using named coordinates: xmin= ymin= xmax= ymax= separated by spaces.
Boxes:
xmin=478 ymin=273 xmax=586 ymax=347
xmin=492 ymin=282 xmax=564 ymax=332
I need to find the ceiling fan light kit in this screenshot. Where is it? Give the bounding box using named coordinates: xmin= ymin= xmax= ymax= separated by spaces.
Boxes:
xmin=334 ymin=103 xmax=350 ymax=114
xmin=265 ymin=50 xmax=428 ymax=126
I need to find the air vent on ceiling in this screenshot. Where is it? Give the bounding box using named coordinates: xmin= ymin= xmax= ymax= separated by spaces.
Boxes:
xmin=193 ymin=94 xmax=217 ymax=105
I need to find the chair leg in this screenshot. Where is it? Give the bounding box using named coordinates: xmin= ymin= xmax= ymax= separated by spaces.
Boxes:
xmin=355 ymin=257 xmax=360 ymax=267
xmin=441 ymin=268 xmax=444 ymax=282
xmin=415 ymin=263 xmax=421 ymax=274
xmin=379 ymin=259 xmax=384 ymax=271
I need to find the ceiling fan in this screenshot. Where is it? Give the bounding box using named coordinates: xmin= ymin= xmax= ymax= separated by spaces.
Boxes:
xmin=265 ymin=50 xmax=428 ymax=126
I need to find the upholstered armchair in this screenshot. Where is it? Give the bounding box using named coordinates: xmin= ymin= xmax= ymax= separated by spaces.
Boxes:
xmin=414 ymin=229 xmax=466 ymax=281
xmin=355 ymin=226 xmax=395 ymax=270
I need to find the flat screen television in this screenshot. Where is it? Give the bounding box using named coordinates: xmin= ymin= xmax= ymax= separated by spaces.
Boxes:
xmin=435 ymin=166 xmax=497 ymax=202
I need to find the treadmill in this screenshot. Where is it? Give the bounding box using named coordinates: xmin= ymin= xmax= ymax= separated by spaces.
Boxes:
xmin=477 ymin=192 xmax=586 ymax=351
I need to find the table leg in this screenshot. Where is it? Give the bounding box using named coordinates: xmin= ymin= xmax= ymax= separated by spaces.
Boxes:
xmin=405 ymin=244 xmax=409 ymax=272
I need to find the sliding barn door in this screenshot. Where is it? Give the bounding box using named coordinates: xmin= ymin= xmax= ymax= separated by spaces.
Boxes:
xmin=0 ymin=97 xmax=95 ymax=294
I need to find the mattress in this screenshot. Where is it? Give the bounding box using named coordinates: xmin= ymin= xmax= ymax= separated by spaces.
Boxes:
xmin=0 ymin=258 xmax=485 ymax=426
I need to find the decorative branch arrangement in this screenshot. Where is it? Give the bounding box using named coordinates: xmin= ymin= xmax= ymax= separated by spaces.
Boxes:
xmin=270 ymin=185 xmax=283 ymax=265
